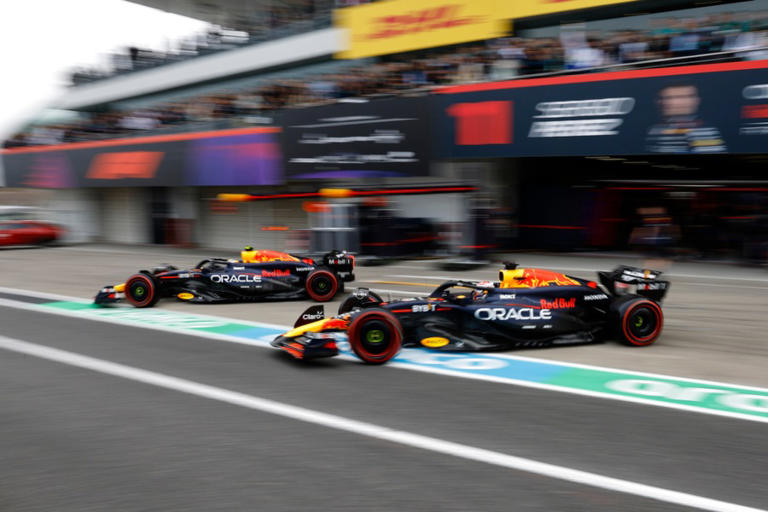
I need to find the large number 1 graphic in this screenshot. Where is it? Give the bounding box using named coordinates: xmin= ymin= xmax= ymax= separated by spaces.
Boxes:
xmin=446 ymin=100 xmax=513 ymax=146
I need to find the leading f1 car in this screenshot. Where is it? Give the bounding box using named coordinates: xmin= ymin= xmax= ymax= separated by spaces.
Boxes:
xmin=272 ymin=263 xmax=669 ymax=364
xmin=95 ymin=248 xmax=354 ymax=307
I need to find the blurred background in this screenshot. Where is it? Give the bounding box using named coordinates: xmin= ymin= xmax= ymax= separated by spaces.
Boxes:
xmin=1 ymin=0 xmax=767 ymax=265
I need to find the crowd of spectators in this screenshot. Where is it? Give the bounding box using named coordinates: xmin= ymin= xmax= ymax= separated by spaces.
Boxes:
xmin=7 ymin=9 xmax=768 ymax=149
xmin=70 ymin=0 xmax=337 ymax=85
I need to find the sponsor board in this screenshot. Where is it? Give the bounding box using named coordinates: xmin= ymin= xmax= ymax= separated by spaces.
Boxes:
xmin=503 ymin=0 xmax=637 ymax=19
xmin=25 ymin=299 xmax=768 ymax=422
xmin=335 ymin=0 xmax=507 ymax=59
xmin=280 ymin=97 xmax=431 ymax=180
xmin=2 ymin=127 xmax=282 ymax=188
xmin=433 ymin=61 xmax=768 ymax=159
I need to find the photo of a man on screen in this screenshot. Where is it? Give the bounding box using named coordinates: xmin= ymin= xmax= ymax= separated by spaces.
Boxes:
xmin=645 ymin=82 xmax=726 ymax=153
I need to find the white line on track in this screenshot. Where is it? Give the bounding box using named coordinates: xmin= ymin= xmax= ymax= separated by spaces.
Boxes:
xmin=3 ymin=292 xmax=768 ymax=425
xmin=3 ymin=285 xmax=768 ymax=421
xmin=0 ymin=334 xmax=763 ymax=512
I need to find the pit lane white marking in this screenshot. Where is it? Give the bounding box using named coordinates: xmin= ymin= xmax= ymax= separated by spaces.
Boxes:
xmin=2 ymin=295 xmax=768 ymax=427
xmin=0 ymin=334 xmax=763 ymax=512
xmin=0 ymin=286 xmax=90 ymax=303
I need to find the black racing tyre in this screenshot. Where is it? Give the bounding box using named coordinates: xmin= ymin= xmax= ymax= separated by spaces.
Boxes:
xmin=125 ymin=273 xmax=160 ymax=308
xmin=337 ymin=291 xmax=384 ymax=314
xmin=347 ymin=310 xmax=402 ymax=364
xmin=613 ymin=296 xmax=663 ymax=346
xmin=305 ymin=268 xmax=339 ymax=302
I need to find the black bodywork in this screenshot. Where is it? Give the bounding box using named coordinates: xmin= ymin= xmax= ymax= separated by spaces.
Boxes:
xmin=94 ymin=250 xmax=354 ymax=306
xmin=272 ymin=265 xmax=669 ymax=363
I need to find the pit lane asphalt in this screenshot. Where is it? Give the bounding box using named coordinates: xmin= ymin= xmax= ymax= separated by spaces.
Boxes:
xmin=1 ymin=244 xmax=767 ymax=386
xmin=1 ymin=303 xmax=766 ymax=511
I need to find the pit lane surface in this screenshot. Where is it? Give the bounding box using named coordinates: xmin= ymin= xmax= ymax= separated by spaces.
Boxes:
xmin=1 ymin=244 xmax=767 ymax=386
xmin=1 ymin=303 xmax=767 ymax=512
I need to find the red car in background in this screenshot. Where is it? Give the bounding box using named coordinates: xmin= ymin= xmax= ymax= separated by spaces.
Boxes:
xmin=0 ymin=221 xmax=63 ymax=246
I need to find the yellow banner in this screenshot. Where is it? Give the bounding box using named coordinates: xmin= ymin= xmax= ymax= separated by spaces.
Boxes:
xmin=335 ymin=0 xmax=508 ymax=60
xmin=505 ymin=0 xmax=637 ymax=19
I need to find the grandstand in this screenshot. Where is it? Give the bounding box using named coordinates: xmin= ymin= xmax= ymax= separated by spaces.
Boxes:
xmin=1 ymin=0 xmax=765 ymax=262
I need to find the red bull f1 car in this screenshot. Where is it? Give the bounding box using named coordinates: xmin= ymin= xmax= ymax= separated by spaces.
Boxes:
xmin=94 ymin=248 xmax=354 ymax=308
xmin=271 ymin=263 xmax=669 ymax=364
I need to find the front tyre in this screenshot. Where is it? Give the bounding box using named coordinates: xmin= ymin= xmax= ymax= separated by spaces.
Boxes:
xmin=614 ymin=297 xmax=663 ymax=346
xmin=347 ymin=310 xmax=402 ymax=364
xmin=305 ymin=269 xmax=339 ymax=302
xmin=125 ymin=273 xmax=159 ymax=308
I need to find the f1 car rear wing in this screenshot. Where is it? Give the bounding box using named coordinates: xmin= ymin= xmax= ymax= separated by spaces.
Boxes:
xmin=319 ymin=250 xmax=355 ymax=281
xmin=598 ymin=265 xmax=669 ymax=302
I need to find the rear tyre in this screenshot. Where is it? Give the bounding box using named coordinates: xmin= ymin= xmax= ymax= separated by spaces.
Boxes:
xmin=347 ymin=310 xmax=402 ymax=364
xmin=125 ymin=273 xmax=159 ymax=308
xmin=305 ymin=268 xmax=339 ymax=302
xmin=338 ymin=291 xmax=384 ymax=314
xmin=613 ymin=297 xmax=663 ymax=346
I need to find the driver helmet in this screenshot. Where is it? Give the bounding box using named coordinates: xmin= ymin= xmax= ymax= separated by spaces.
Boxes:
xmin=472 ymin=280 xmax=493 ymax=301
xmin=241 ymin=245 xmax=257 ymax=263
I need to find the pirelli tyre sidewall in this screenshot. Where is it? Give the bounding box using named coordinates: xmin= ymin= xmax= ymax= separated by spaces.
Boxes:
xmin=305 ymin=268 xmax=339 ymax=302
xmin=612 ymin=296 xmax=663 ymax=346
xmin=337 ymin=290 xmax=384 ymax=314
xmin=347 ymin=309 xmax=402 ymax=364
xmin=125 ymin=272 xmax=159 ymax=308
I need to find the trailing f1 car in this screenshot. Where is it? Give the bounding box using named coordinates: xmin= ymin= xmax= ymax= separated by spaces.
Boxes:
xmin=271 ymin=264 xmax=669 ymax=364
xmin=94 ymin=248 xmax=354 ymax=308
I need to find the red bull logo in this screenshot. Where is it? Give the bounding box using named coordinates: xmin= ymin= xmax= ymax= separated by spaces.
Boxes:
xmin=262 ymin=269 xmax=291 ymax=277
xmin=540 ymin=298 xmax=576 ymax=309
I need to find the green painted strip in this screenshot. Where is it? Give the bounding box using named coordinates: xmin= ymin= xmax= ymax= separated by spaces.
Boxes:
xmin=29 ymin=300 xmax=768 ymax=421
xmin=548 ymin=368 xmax=768 ymax=417
xmin=44 ymin=301 xmax=100 ymax=311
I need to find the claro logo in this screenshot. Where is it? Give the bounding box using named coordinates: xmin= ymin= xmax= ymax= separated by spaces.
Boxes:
xmin=474 ymin=308 xmax=552 ymax=321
